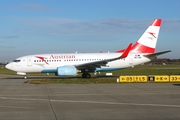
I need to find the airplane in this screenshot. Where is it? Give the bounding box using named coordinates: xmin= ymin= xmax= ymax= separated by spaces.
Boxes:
xmin=5 ymin=19 xmax=171 ymax=79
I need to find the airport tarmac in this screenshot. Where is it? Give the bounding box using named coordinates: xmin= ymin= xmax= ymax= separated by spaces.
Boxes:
xmin=0 ymin=75 xmax=180 ymax=120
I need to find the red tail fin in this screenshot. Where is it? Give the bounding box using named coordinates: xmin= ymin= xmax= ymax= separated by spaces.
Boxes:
xmin=116 ymin=19 xmax=162 ymax=54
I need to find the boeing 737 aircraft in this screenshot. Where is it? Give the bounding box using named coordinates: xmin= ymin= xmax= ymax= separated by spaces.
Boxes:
xmin=6 ymin=19 xmax=171 ymax=79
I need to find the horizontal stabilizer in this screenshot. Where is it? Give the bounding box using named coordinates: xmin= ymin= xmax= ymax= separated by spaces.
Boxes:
xmin=144 ymin=50 xmax=171 ymax=58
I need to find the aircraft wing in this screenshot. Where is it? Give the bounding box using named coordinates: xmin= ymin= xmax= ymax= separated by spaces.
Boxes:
xmin=75 ymin=43 xmax=132 ymax=70
xmin=144 ymin=50 xmax=171 ymax=58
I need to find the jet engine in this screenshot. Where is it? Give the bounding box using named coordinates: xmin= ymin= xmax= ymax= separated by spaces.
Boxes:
xmin=56 ymin=66 xmax=77 ymax=76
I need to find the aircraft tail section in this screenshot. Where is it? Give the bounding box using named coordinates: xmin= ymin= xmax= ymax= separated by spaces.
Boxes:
xmin=117 ymin=19 xmax=162 ymax=54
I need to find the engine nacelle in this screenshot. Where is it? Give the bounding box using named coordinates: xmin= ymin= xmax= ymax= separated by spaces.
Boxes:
xmin=56 ymin=66 xmax=77 ymax=76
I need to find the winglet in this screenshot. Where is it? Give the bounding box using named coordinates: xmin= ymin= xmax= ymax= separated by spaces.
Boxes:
xmin=119 ymin=43 xmax=132 ymax=58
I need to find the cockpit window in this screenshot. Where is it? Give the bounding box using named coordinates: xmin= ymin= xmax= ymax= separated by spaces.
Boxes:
xmin=13 ymin=60 xmax=21 ymax=62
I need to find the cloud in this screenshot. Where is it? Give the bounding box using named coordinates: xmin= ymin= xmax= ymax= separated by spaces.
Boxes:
xmin=163 ymin=19 xmax=180 ymax=31
xmin=18 ymin=18 xmax=148 ymax=36
xmin=9 ymin=4 xmax=61 ymax=12
xmin=13 ymin=17 xmax=180 ymax=40
xmin=0 ymin=36 xmax=18 ymax=39
xmin=0 ymin=46 xmax=15 ymax=49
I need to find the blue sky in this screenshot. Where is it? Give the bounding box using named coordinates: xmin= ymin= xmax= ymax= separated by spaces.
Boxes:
xmin=1 ymin=0 xmax=180 ymax=62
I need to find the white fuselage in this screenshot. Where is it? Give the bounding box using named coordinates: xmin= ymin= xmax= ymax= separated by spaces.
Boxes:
xmin=6 ymin=52 xmax=151 ymax=74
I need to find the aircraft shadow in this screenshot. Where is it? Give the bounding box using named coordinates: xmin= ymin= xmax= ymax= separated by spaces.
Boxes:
xmin=173 ymin=84 xmax=180 ymax=86
xmin=5 ymin=75 xmax=118 ymax=79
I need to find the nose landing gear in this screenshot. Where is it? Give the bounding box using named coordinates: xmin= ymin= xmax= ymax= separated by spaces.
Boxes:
xmin=24 ymin=75 xmax=28 ymax=79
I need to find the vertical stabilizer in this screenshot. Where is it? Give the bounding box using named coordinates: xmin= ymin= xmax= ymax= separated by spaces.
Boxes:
xmin=131 ymin=19 xmax=162 ymax=53
xmin=116 ymin=19 xmax=162 ymax=54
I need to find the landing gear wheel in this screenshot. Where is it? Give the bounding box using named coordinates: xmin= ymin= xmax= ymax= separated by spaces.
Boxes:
xmin=82 ymin=73 xmax=86 ymax=78
xmin=82 ymin=73 xmax=91 ymax=78
xmin=24 ymin=76 xmax=27 ymax=79
xmin=85 ymin=73 xmax=91 ymax=78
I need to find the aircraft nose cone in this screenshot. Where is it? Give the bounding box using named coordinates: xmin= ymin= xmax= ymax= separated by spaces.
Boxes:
xmin=5 ymin=63 xmax=12 ymax=70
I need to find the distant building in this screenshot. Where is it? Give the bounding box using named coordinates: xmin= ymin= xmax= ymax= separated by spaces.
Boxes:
xmin=147 ymin=58 xmax=180 ymax=65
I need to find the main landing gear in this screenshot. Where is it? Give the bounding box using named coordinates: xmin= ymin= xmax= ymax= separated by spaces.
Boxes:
xmin=82 ymin=73 xmax=91 ymax=78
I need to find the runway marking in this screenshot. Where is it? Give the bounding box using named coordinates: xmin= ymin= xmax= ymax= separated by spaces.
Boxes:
xmin=1 ymin=97 xmax=180 ymax=108
xmin=0 ymin=105 xmax=33 ymax=109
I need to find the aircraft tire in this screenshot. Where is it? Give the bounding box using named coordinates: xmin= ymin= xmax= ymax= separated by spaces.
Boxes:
xmin=85 ymin=73 xmax=91 ymax=78
xmin=24 ymin=76 xmax=27 ymax=79
xmin=82 ymin=73 xmax=91 ymax=78
xmin=82 ymin=73 xmax=86 ymax=78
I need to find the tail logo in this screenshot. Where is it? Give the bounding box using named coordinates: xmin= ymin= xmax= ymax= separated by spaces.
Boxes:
xmin=148 ymin=32 xmax=156 ymax=38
